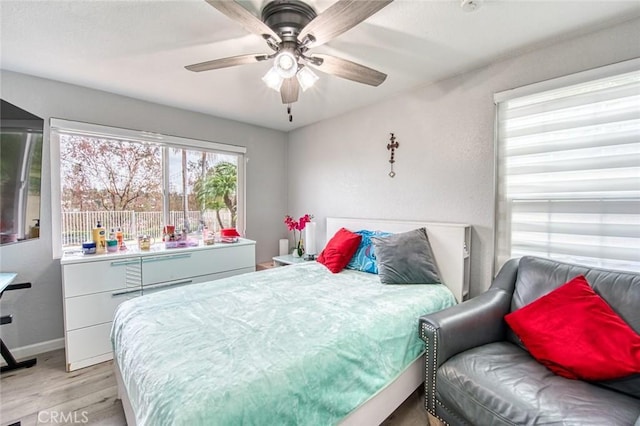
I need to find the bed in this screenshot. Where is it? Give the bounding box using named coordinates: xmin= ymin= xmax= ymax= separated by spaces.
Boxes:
xmin=112 ymin=218 xmax=470 ymax=425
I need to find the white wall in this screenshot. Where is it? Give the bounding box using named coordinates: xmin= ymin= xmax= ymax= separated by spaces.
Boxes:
xmin=0 ymin=71 xmax=288 ymax=350
xmin=288 ymin=18 xmax=640 ymax=296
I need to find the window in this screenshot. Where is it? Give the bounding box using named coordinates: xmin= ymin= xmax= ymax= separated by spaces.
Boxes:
xmin=494 ymin=59 xmax=640 ymax=273
xmin=0 ymin=102 xmax=43 ymax=243
xmin=50 ymin=120 xmax=245 ymax=257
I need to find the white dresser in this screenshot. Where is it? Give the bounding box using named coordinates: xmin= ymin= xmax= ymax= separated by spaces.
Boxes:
xmin=61 ymin=239 xmax=256 ymax=371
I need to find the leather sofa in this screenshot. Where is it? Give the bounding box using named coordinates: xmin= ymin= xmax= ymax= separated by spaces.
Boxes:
xmin=419 ymin=256 xmax=640 ymax=425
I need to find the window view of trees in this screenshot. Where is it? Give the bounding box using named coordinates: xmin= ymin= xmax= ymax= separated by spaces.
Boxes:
xmin=61 ymin=136 xmax=162 ymax=212
xmin=193 ymin=161 xmax=237 ymax=229
xmin=168 ymin=149 xmax=238 ymax=231
xmin=59 ymin=134 xmax=238 ymax=247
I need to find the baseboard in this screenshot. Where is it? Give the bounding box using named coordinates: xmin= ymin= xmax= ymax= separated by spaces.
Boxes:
xmin=1 ymin=337 xmax=64 ymax=362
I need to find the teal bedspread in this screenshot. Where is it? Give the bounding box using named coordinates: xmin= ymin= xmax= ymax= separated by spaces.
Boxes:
xmin=111 ymin=262 xmax=456 ymax=425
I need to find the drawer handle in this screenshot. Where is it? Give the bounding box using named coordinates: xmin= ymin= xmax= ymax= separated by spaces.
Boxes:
xmin=110 ymin=260 xmax=140 ymax=267
xmin=112 ymin=288 xmax=142 ymax=297
xmin=142 ymin=253 xmax=192 ymax=263
xmin=143 ymin=279 xmax=193 ymax=291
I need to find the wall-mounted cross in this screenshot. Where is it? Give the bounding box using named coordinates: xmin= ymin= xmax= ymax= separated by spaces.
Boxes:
xmin=387 ymin=133 xmax=399 ymax=178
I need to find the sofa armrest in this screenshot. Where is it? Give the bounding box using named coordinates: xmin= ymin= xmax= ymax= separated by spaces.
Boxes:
xmin=419 ymin=258 xmax=519 ymax=366
xmin=419 ymin=258 xmax=519 ymax=416
xmin=420 ymin=288 xmax=511 ymax=361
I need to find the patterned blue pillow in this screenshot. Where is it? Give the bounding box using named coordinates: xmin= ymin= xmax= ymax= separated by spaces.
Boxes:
xmin=346 ymin=230 xmax=393 ymax=274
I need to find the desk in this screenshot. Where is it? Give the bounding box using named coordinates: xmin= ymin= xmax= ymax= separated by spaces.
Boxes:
xmin=0 ymin=273 xmax=18 ymax=292
xmin=1 ymin=273 xmax=37 ymax=373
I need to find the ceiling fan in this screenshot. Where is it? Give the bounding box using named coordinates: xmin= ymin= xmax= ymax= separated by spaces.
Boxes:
xmin=186 ymin=0 xmax=393 ymax=121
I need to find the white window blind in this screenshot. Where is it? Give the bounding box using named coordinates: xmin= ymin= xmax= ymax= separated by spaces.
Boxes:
xmin=495 ymin=62 xmax=640 ymax=273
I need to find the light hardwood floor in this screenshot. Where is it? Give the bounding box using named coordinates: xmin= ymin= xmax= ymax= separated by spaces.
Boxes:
xmin=1 ymin=349 xmax=431 ymax=425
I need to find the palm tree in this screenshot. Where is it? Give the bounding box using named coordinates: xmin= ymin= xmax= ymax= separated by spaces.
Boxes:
xmin=194 ymin=162 xmax=237 ymax=229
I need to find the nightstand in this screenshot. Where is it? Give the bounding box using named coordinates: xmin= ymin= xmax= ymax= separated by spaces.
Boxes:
xmin=272 ymin=254 xmax=308 ymax=267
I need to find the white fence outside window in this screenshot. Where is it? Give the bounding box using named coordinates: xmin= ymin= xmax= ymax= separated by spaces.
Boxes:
xmin=61 ymin=210 xmax=232 ymax=246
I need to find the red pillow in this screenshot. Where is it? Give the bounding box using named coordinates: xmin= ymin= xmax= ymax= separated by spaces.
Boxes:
xmin=504 ymin=275 xmax=640 ymax=381
xmin=317 ymin=228 xmax=362 ymax=273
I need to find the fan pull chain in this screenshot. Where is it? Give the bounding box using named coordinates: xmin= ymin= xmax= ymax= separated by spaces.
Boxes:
xmin=287 ymin=105 xmax=293 ymax=122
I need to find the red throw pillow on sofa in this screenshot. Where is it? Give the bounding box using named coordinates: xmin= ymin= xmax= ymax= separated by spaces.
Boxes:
xmin=504 ymin=275 xmax=640 ymax=381
xmin=317 ymin=228 xmax=362 ymax=273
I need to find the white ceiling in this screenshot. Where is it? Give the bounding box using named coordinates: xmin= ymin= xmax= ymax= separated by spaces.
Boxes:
xmin=1 ymin=0 xmax=639 ymax=132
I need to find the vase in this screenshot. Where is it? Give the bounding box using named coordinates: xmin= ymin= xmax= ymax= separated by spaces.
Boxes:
xmin=292 ymin=240 xmax=304 ymax=257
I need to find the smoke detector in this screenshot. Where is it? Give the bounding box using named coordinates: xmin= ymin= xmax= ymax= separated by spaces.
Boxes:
xmin=461 ymin=0 xmax=482 ymax=12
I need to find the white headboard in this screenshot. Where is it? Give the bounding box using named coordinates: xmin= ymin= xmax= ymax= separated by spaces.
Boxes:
xmin=326 ymin=217 xmax=471 ymax=302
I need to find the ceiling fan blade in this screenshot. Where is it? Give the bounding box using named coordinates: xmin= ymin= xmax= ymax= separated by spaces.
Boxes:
xmin=280 ymin=78 xmax=300 ymax=104
xmin=309 ymin=54 xmax=387 ymax=86
xmin=298 ymin=0 xmax=393 ymax=48
xmin=185 ymin=54 xmax=269 ymax=72
xmin=205 ymin=0 xmax=280 ymax=42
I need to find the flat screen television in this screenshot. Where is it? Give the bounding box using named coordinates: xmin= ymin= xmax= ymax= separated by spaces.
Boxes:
xmin=0 ymin=99 xmax=43 ymax=245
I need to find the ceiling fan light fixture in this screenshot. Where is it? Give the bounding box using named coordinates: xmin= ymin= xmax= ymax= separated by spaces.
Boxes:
xmin=191 ymin=0 xmax=393 ymax=114
xmin=296 ymin=66 xmax=319 ymax=91
xmin=274 ymin=50 xmax=298 ymax=79
xmin=262 ymin=67 xmax=284 ymax=91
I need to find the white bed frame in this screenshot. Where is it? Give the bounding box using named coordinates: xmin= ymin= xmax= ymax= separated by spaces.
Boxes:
xmin=115 ymin=217 xmax=470 ymax=425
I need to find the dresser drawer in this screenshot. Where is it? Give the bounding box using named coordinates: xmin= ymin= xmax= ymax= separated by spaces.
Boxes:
xmin=64 ymin=288 xmax=141 ymax=331
xmin=141 ymin=266 xmax=255 ymax=295
xmin=66 ymin=322 xmax=114 ymax=365
xmin=141 ymin=244 xmax=255 ymax=285
xmin=63 ymin=258 xmax=142 ymax=298
xmin=192 ymin=266 xmax=254 ymax=283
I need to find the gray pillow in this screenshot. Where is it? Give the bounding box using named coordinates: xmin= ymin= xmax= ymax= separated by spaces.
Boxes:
xmin=371 ymin=228 xmax=442 ymax=284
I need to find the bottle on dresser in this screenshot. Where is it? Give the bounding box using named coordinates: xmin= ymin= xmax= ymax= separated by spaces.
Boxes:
xmin=116 ymin=227 xmax=125 ymax=250
xmin=92 ymin=220 xmax=106 ymax=253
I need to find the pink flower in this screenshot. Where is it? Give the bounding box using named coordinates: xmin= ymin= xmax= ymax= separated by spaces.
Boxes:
xmin=284 ymin=215 xmax=296 ymax=231
xmin=284 ymin=214 xmax=314 ymax=253
xmin=283 ymin=214 xmax=313 ymax=232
